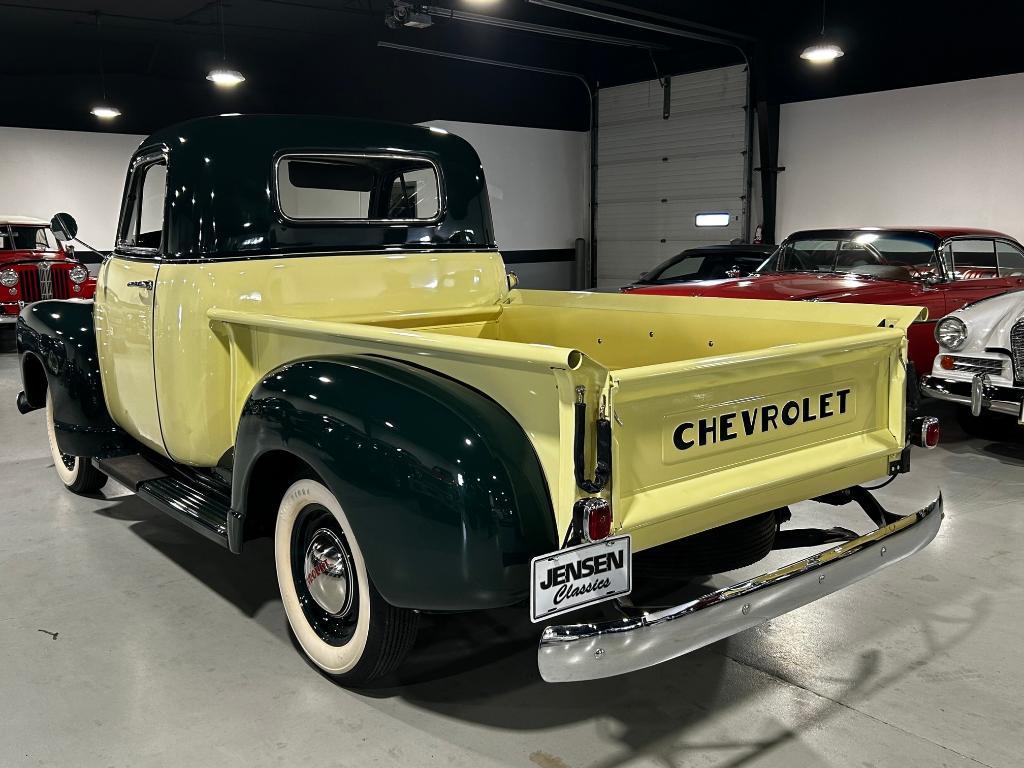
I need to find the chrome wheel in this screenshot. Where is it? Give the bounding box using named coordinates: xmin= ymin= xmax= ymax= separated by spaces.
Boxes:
xmin=289 ymin=504 xmax=361 ymax=647
xmin=304 ymin=528 xmax=355 ymax=616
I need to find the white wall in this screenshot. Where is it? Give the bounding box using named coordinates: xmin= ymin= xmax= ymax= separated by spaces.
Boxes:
xmin=0 ymin=127 xmax=143 ymax=252
xmin=425 ymin=120 xmax=589 ymax=288
xmin=777 ymin=72 xmax=1024 ymax=243
xmin=0 ymin=121 xmax=589 ymax=285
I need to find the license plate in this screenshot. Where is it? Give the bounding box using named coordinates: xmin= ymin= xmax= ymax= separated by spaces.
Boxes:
xmin=530 ymin=535 xmax=631 ymax=623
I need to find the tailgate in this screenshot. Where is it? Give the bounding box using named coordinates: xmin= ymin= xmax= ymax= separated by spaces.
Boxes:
xmin=609 ymin=328 xmax=910 ymax=551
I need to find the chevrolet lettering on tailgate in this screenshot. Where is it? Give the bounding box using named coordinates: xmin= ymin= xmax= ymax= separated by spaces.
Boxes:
xmin=673 ymin=388 xmax=853 ymax=451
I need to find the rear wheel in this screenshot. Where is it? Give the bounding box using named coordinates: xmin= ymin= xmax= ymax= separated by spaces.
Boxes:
xmin=45 ymin=391 xmax=107 ymax=494
xmin=274 ymin=479 xmax=418 ymax=685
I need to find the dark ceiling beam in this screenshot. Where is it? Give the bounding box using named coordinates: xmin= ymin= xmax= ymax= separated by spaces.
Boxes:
xmin=255 ymin=0 xmax=377 ymax=18
xmin=527 ymin=0 xmax=748 ymax=50
xmin=0 ymin=0 xmax=369 ymax=37
xmin=377 ymin=41 xmax=591 ymax=97
xmin=576 ymin=0 xmax=756 ymax=43
xmin=421 ymin=5 xmax=668 ymax=50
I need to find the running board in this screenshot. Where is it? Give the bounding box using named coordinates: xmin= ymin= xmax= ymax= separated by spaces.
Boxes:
xmin=96 ymin=455 xmax=231 ymax=547
xmin=96 ymin=454 xmax=168 ymax=491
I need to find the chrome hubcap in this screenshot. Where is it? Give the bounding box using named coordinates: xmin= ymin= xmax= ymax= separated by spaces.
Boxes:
xmin=303 ymin=528 xmax=353 ymax=616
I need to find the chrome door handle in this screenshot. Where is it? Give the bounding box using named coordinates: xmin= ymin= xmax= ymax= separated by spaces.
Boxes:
xmin=126 ymin=280 xmax=154 ymax=290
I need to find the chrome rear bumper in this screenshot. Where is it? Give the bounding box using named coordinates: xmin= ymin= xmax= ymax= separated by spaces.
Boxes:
xmin=538 ymin=492 xmax=943 ymax=683
xmin=921 ymin=374 xmax=1024 ymax=421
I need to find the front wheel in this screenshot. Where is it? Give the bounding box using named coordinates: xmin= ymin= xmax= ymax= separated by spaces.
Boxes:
xmin=275 ymin=479 xmax=418 ymax=686
xmin=45 ymin=391 xmax=107 ymax=494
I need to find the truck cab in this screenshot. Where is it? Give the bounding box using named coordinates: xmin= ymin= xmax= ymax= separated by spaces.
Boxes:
xmin=15 ymin=116 xmax=942 ymax=686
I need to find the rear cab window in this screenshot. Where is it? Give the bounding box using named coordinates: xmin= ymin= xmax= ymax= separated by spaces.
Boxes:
xmin=276 ymin=154 xmax=442 ymax=222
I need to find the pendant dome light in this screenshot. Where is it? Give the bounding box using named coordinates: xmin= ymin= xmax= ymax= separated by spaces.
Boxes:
xmin=90 ymin=12 xmax=121 ymax=119
xmin=801 ymin=0 xmax=844 ymax=64
xmin=207 ymin=0 xmax=246 ymax=87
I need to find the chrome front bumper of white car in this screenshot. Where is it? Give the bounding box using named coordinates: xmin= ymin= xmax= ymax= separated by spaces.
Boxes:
xmin=538 ymin=492 xmax=943 ymax=683
xmin=922 ymin=373 xmax=1024 ymax=421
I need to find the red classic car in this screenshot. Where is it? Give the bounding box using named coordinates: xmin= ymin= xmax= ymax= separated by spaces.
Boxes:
xmin=625 ymin=227 xmax=1024 ymax=374
xmin=0 ymin=216 xmax=96 ymax=323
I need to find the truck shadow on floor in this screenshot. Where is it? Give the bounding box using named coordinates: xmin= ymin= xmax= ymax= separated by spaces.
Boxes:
xmin=106 ymin=493 xmax=988 ymax=767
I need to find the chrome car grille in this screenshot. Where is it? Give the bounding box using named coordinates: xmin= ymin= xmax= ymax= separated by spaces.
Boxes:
xmin=12 ymin=263 xmax=75 ymax=302
xmin=1011 ymin=320 xmax=1024 ymax=383
xmin=950 ymin=357 xmax=1004 ymax=376
xmin=37 ymin=263 xmax=53 ymax=299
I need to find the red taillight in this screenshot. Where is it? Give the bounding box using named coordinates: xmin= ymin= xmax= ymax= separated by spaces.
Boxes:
xmin=940 ymin=355 xmax=955 ymax=370
xmin=910 ymin=416 xmax=940 ymax=449
xmin=577 ymin=498 xmax=612 ymax=541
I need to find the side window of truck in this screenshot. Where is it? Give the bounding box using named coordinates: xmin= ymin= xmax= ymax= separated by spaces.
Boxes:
xmin=277 ymin=154 xmax=440 ymax=222
xmin=120 ymin=159 xmax=167 ymax=252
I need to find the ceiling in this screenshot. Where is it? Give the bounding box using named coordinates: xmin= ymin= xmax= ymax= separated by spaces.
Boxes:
xmin=4 ymin=0 xmax=1024 ymax=135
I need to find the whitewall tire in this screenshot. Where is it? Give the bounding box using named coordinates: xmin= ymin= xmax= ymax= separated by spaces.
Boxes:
xmin=275 ymin=479 xmax=418 ymax=685
xmin=45 ymin=391 xmax=107 ymax=494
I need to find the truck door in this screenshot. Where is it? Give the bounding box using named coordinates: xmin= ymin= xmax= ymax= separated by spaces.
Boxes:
xmin=94 ymin=152 xmax=167 ymax=455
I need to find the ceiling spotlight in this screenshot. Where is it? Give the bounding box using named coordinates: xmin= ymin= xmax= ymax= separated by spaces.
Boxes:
xmin=207 ymin=68 xmax=246 ymax=87
xmin=90 ymin=13 xmax=120 ymax=119
xmin=209 ymin=0 xmax=245 ymax=87
xmin=800 ymin=42 xmax=844 ymax=63
xmin=801 ymin=0 xmax=843 ymax=64
xmin=91 ymin=105 xmax=121 ymax=119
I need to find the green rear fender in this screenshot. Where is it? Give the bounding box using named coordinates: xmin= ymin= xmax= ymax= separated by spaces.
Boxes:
xmin=232 ymin=357 xmax=558 ymax=611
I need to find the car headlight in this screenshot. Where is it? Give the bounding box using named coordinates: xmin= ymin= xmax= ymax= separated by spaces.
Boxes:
xmin=936 ymin=316 xmax=968 ymax=351
xmin=0 ymin=269 xmax=16 ymax=289
xmin=69 ymin=265 xmax=88 ymax=285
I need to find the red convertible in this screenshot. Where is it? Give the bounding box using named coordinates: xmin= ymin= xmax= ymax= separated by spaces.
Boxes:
xmin=625 ymin=227 xmax=1024 ymax=374
xmin=0 ymin=215 xmax=96 ymax=323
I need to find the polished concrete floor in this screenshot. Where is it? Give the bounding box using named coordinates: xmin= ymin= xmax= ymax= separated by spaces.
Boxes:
xmin=0 ymin=349 xmax=1021 ymax=768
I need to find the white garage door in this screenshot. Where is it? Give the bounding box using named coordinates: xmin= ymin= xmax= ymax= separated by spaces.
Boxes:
xmin=596 ymin=65 xmax=749 ymax=288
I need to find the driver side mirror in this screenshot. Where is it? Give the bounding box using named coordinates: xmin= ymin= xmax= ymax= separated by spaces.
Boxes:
xmin=50 ymin=212 xmax=78 ymax=243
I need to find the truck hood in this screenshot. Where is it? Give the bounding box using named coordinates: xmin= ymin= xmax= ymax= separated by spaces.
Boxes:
xmin=946 ymin=290 xmax=1024 ymax=354
xmin=628 ymin=272 xmax=929 ymax=305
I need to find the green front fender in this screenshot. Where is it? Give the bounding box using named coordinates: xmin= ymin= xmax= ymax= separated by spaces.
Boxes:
xmin=16 ymin=300 xmax=136 ymax=458
xmin=232 ymin=357 xmax=558 ymax=611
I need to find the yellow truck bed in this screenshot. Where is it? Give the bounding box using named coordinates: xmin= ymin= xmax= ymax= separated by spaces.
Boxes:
xmin=210 ymin=288 xmax=922 ymax=550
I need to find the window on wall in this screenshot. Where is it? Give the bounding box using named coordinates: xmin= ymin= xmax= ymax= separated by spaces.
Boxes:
xmin=277 ymin=155 xmax=441 ymax=222
xmin=120 ymin=159 xmax=167 ymax=251
xmin=695 ymin=212 xmax=731 ymax=227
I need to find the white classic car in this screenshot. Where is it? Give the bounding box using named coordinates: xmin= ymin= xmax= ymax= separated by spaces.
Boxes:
xmin=921 ymin=290 xmax=1024 ymax=425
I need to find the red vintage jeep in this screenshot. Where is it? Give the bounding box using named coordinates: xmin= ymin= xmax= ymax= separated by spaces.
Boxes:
xmin=0 ymin=216 xmax=96 ymax=324
xmin=625 ymin=227 xmax=1024 ymax=375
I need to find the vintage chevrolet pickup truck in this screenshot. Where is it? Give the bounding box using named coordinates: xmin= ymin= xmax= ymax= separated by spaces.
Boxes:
xmin=15 ymin=116 xmax=943 ymax=685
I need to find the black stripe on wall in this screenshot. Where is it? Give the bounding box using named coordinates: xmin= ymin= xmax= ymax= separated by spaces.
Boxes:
xmin=502 ymin=248 xmax=575 ymax=264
